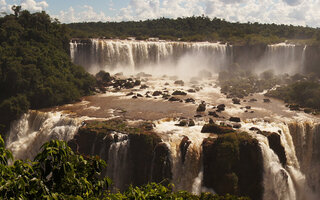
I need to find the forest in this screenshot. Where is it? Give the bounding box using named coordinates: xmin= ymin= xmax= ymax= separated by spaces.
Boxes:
xmin=0 ymin=7 xmax=96 ymax=134
xmin=68 ymin=16 xmax=320 ymax=45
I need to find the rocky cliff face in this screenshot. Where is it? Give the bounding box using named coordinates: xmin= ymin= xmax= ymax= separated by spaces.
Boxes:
xmin=68 ymin=119 xmax=171 ymax=191
xmin=202 ymin=132 xmax=264 ymax=200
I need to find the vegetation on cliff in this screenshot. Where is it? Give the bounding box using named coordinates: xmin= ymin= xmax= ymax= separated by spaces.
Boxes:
xmin=203 ymin=132 xmax=263 ymax=200
xmin=265 ymin=80 xmax=320 ymax=111
xmin=0 ymin=135 xmax=249 ymax=199
xmin=68 ymin=16 xmax=320 ymax=45
xmin=0 ymin=7 xmax=96 ymax=133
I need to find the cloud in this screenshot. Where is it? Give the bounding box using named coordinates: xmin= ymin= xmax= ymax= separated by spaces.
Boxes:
xmin=282 ymin=0 xmax=303 ymax=6
xmin=51 ymin=0 xmax=320 ymax=28
xmin=53 ymin=5 xmax=110 ymax=23
xmin=20 ymin=0 xmax=48 ymax=12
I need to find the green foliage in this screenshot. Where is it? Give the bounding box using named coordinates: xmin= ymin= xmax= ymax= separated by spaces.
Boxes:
xmin=0 ymin=8 xmax=96 ymax=132
xmin=67 ymin=16 xmax=320 ymax=44
xmin=0 ymin=136 xmax=110 ymax=199
xmin=266 ymin=80 xmax=320 ymax=110
xmin=106 ymin=182 xmax=250 ymax=200
xmin=218 ymin=66 xmax=285 ymax=98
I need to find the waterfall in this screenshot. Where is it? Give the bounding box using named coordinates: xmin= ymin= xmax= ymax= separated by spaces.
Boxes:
xmin=70 ymin=39 xmax=230 ymax=75
xmin=264 ymin=43 xmax=304 ymax=74
xmin=288 ymin=121 xmax=320 ymax=198
xmin=106 ymin=132 xmax=129 ymax=191
xmin=6 ymin=110 xmax=81 ymax=160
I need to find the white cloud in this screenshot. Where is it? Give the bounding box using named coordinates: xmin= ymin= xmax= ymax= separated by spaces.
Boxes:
xmin=51 ymin=0 xmax=320 ymax=28
xmin=54 ymin=5 xmax=110 ymax=23
xmin=20 ymin=0 xmax=48 ymax=12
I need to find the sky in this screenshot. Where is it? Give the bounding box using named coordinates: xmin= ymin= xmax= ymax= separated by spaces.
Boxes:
xmin=1 ymin=0 xmax=320 ymax=27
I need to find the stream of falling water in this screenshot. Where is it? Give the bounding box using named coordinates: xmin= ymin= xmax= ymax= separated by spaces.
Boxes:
xmin=106 ymin=132 xmax=129 ymax=191
xmin=6 ymin=110 xmax=82 ymax=160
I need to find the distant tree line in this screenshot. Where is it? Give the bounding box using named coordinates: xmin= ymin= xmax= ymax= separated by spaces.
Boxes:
xmin=0 ymin=7 xmax=96 ymax=133
xmin=67 ymin=16 xmax=320 ymax=45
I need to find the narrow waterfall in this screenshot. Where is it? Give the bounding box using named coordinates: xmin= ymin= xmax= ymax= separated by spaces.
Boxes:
xmin=70 ymin=39 xmax=230 ymax=74
xmin=6 ymin=110 xmax=81 ymax=160
xmin=106 ymin=132 xmax=129 ymax=191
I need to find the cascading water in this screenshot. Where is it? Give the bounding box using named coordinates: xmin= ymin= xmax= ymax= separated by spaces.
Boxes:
xmin=6 ymin=110 xmax=82 ymax=160
xmin=106 ymin=132 xmax=129 ymax=191
xmin=70 ymin=39 xmax=231 ymax=75
xmin=263 ymin=43 xmax=305 ymax=74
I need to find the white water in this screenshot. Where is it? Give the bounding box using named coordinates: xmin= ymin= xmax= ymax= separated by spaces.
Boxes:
xmin=154 ymin=119 xmax=211 ymax=192
xmin=70 ymin=39 xmax=230 ymax=77
xmin=6 ymin=110 xmax=82 ymax=160
xmin=106 ymin=132 xmax=129 ymax=191
xmin=262 ymin=43 xmax=304 ymax=74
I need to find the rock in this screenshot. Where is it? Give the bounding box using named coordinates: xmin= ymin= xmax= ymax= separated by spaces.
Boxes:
xmin=132 ymin=96 xmax=138 ymax=99
xmin=162 ymin=94 xmax=171 ymax=99
xmin=289 ymin=104 xmax=300 ymax=111
xmin=187 ymin=89 xmax=196 ymax=93
xmin=249 ymin=98 xmax=257 ymax=102
xmin=217 ymin=104 xmax=225 ymax=112
xmin=137 ymin=93 xmax=143 ymax=97
xmin=197 ymin=103 xmax=206 ymax=112
xmin=152 ymin=91 xmax=162 ymax=96
xmin=209 ymin=118 xmax=214 ymax=124
xmin=202 ymin=133 xmax=264 ymax=200
xmin=136 ymin=72 xmax=152 ymax=77
xmin=304 ymin=108 xmax=312 ymax=113
xmin=175 ymin=120 xmax=188 ymax=127
xmin=96 ymin=70 xmax=112 ymax=82
xmin=245 ymin=106 xmax=251 ymax=109
xmin=250 ymin=111 xmax=254 ymax=113
xmin=263 ymin=99 xmax=271 ymax=103
xmin=126 ymin=92 xmax=134 ymax=96
xmin=152 ymin=143 xmax=172 ymax=183
xmin=229 ymin=117 xmax=241 ymax=122
xmin=194 ymin=114 xmax=202 ymax=118
xmin=201 ymin=123 xmax=234 ymax=134
xmin=232 ymin=98 xmax=241 ymax=104
xmin=208 ymin=111 xmax=219 ymax=118
xmin=174 ymin=80 xmax=184 ymax=86
xmin=188 ymin=119 xmax=195 ymax=127
xmin=172 ymin=90 xmax=187 ymax=95
xmin=185 ymin=98 xmax=195 ymax=103
xmin=233 ymin=123 xmax=242 ymax=129
xmin=249 ymin=127 xmax=261 ymax=132
xmin=179 ymin=136 xmax=191 ymax=163
xmin=164 ymin=82 xmax=169 ymax=86
xmin=134 ymin=80 xmax=141 ymax=86
xmin=168 ymin=97 xmax=180 ymax=102
xmin=140 ymin=84 xmax=149 ymax=89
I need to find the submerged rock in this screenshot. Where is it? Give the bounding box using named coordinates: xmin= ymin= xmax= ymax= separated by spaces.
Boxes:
xmin=208 ymin=111 xmax=219 ymax=118
xmin=174 ymin=80 xmax=184 ymax=86
xmin=197 ymin=103 xmax=206 ymax=112
xmin=263 ymin=98 xmax=271 ymax=103
xmin=188 ymin=119 xmax=195 ymax=127
xmin=152 ymin=91 xmax=162 ymax=96
xmin=185 ymin=98 xmax=195 ymax=103
xmin=168 ymin=97 xmax=180 ymax=102
xmin=217 ymin=104 xmax=225 ymax=112
xmin=172 ymin=90 xmax=187 ymax=95
xmin=229 ymin=117 xmax=241 ymax=122
xmin=232 ymin=98 xmax=241 ymax=104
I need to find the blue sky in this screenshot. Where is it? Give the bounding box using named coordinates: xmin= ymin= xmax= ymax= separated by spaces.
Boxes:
xmin=1 ymin=0 xmax=320 ymax=27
